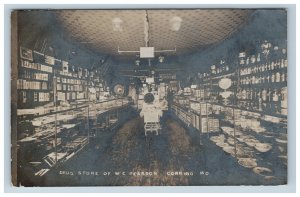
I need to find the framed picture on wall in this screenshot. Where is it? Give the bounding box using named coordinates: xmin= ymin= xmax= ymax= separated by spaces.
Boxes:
xmin=20 ymin=46 xmax=33 ymax=61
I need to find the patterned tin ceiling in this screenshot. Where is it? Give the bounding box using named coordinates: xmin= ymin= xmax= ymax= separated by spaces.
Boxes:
xmin=56 ymin=9 xmax=252 ymax=58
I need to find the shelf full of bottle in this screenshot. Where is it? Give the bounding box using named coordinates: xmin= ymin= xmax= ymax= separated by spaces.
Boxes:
xmin=236 ymin=55 xmax=288 ymax=116
xmin=236 ymin=85 xmax=287 ymax=116
xmin=200 ymin=85 xmax=288 ymax=118
xmin=196 ymin=61 xmax=287 ymax=117
xmin=238 ymin=58 xmax=287 ymax=88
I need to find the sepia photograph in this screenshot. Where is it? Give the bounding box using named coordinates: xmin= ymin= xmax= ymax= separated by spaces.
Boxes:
xmin=10 ymin=8 xmax=289 ymax=187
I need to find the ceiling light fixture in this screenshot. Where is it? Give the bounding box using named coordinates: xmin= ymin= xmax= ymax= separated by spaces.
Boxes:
xmin=135 ymin=59 xmax=140 ymax=66
xmin=158 ymin=55 xmax=165 ymax=63
xmin=112 ymin=17 xmax=123 ymax=32
xmin=170 ymin=16 xmax=182 ymax=31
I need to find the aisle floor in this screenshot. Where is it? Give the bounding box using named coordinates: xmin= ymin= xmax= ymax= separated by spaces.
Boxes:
xmin=21 ymin=114 xmax=286 ymax=186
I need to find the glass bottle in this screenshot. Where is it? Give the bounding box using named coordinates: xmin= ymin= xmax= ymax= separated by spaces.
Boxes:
xmin=268 ymin=88 xmax=272 ymax=102
xmin=262 ymin=88 xmax=267 ymax=101
xmin=266 ymin=74 xmax=270 ymax=83
xmin=277 ymin=59 xmax=282 ymax=68
xmin=265 ymin=63 xmax=268 ymax=71
xmin=281 ymin=72 xmax=286 ymax=82
xmin=259 ymin=65 xmax=262 ymax=73
xmin=274 ymin=60 xmax=278 ymax=70
xmin=276 ymin=72 xmax=281 ymax=82
xmin=258 ymin=91 xmax=262 ymax=111
xmin=281 ymin=59 xmax=284 ymax=68
xmin=257 ymin=53 xmax=261 ymax=62
xmin=271 ymin=73 xmax=275 ymax=83
xmin=258 ymin=75 xmax=262 ymax=84
xmin=273 ymin=89 xmax=279 ymax=102
xmin=247 ymin=67 xmax=250 ymax=75
xmin=284 ymin=59 xmax=288 ymax=67
xmin=247 ymin=88 xmax=251 ymax=100
xmin=252 ymin=76 xmax=256 ymax=84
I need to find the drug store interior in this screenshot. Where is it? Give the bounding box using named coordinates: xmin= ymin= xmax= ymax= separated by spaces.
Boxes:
xmin=11 ymin=9 xmax=288 ymax=186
